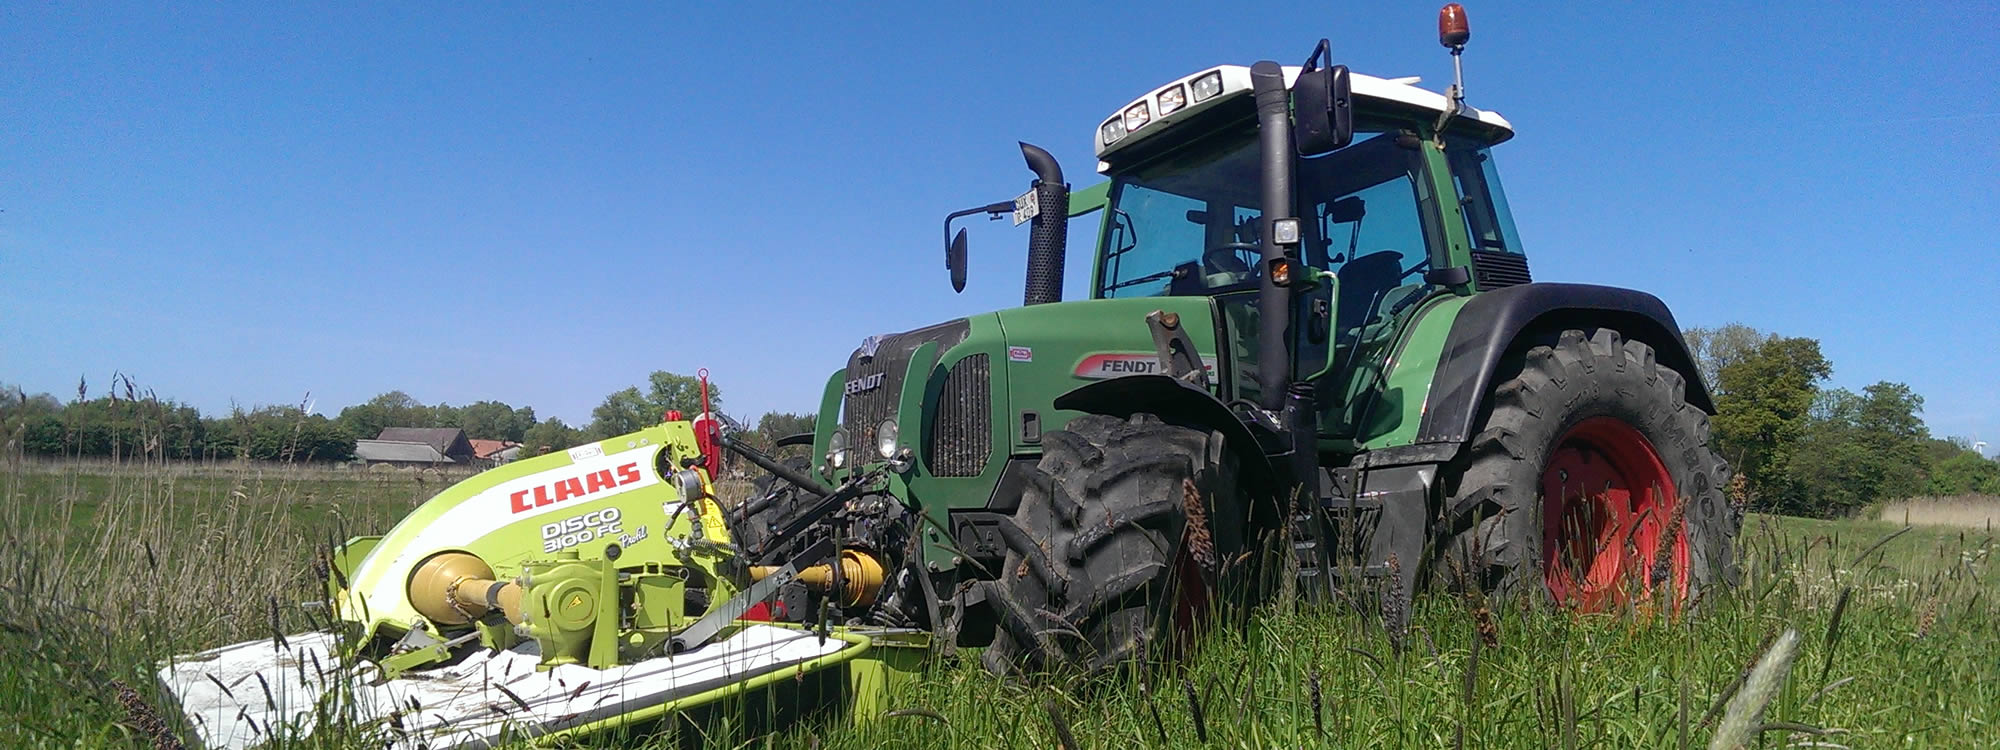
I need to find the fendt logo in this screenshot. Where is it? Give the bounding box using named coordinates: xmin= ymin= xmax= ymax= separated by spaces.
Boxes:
xmin=509 ymin=462 xmax=644 ymax=514
xmin=1074 ymin=353 xmax=1219 ymax=380
xmin=844 ymin=372 xmax=885 ymax=395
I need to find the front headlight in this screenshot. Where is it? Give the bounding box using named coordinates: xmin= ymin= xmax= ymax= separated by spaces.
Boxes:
xmin=1123 ymin=101 xmax=1151 ymax=132
xmin=1100 ymin=117 xmax=1126 ymax=146
xmin=876 ymin=419 xmax=899 ymax=459
xmin=827 ymin=429 xmax=849 ymax=469
xmin=1190 ymin=70 xmax=1224 ymax=103
xmin=1157 ymin=84 xmax=1187 ymax=116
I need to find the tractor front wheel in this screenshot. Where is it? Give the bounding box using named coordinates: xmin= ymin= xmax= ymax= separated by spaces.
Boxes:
xmin=1441 ymin=328 xmax=1739 ymax=611
xmin=979 ymin=413 xmax=1234 ymax=677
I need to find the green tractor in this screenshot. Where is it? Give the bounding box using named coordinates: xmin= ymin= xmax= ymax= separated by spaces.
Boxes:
xmin=157 ymin=9 xmax=1742 ymax=746
xmin=731 ymin=8 xmax=1741 ymax=674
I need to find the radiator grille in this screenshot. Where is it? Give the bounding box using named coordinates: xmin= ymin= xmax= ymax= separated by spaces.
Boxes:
xmin=840 ymin=319 xmax=969 ymax=462
xmin=1471 ymin=250 xmax=1532 ymax=289
xmin=927 ymin=355 xmax=991 ymax=477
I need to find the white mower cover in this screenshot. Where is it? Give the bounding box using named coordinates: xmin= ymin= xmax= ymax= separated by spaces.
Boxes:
xmin=159 ymin=624 xmax=851 ymax=750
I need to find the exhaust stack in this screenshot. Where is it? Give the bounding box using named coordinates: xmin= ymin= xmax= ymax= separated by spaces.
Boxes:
xmin=1019 ymin=142 xmax=1069 ymax=306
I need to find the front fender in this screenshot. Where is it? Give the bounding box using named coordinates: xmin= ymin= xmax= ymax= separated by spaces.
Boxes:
xmin=1052 ymin=374 xmax=1277 ymax=484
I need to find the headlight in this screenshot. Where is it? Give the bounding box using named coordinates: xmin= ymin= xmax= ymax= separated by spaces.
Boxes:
xmin=1123 ymin=101 xmax=1151 ymax=132
xmin=1100 ymin=117 xmax=1126 ymax=146
xmin=876 ymin=419 xmax=899 ymax=459
xmin=827 ymin=429 xmax=849 ymax=469
xmin=1157 ymin=84 xmax=1187 ymax=116
xmin=1190 ymin=70 xmax=1224 ymax=103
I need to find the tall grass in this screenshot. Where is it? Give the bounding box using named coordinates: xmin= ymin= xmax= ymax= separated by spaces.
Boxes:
xmin=784 ymin=514 xmax=2000 ymax=748
xmin=1877 ymin=494 xmax=2000 ymax=530
xmin=3 ymin=462 xmax=1994 ymax=748
xmin=0 ymin=467 xmax=430 ymax=747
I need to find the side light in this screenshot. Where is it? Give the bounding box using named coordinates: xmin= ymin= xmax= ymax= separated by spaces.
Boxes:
xmin=1269 ymin=257 xmax=1296 ymax=287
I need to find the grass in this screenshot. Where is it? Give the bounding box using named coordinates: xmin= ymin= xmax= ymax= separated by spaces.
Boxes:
xmin=2 ymin=465 xmax=1995 ymax=748
xmin=1876 ymin=494 xmax=2000 ymax=531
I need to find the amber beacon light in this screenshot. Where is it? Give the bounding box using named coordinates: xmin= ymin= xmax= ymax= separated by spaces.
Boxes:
xmin=1439 ymin=3 xmax=1470 ymax=50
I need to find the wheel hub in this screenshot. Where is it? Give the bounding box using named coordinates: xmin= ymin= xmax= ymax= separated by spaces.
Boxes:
xmin=1539 ymin=417 xmax=1689 ymax=611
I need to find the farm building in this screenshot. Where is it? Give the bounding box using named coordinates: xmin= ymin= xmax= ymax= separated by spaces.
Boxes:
xmin=469 ymin=438 xmax=522 ymax=464
xmin=375 ymin=427 xmax=476 ymax=463
xmin=352 ymin=439 xmax=459 ymax=466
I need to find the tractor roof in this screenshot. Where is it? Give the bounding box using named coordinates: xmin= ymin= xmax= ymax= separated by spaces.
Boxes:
xmin=1095 ymin=65 xmax=1513 ymax=163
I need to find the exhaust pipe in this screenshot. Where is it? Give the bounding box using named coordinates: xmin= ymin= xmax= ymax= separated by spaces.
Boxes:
xmin=1019 ymin=142 xmax=1069 ymax=306
xmin=1250 ymin=61 xmax=1297 ymax=411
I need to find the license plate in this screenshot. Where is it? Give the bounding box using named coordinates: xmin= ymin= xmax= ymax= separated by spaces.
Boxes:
xmin=1012 ymin=188 xmax=1040 ymax=226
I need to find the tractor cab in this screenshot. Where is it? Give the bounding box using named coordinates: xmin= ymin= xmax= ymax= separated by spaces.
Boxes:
xmin=1087 ymin=64 xmax=1526 ymax=431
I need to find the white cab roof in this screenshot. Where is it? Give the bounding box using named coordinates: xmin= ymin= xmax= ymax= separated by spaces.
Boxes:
xmin=1095 ymin=64 xmax=1512 ymax=161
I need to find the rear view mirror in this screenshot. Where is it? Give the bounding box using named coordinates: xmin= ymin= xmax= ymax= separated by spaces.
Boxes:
xmin=948 ymin=228 xmax=968 ymax=293
xmin=1328 ymin=196 xmax=1365 ymax=224
xmin=1293 ymin=39 xmax=1353 ymax=156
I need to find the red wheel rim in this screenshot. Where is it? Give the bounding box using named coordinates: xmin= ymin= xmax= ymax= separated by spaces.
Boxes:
xmin=1539 ymin=417 xmax=1689 ymax=611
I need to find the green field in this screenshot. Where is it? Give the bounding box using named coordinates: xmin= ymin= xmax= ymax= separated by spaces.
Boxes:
xmin=2 ymin=465 xmax=1994 ymax=748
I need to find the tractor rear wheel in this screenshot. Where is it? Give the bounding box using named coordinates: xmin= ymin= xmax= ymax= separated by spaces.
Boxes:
xmin=1441 ymin=328 xmax=1739 ymax=611
xmin=979 ymin=413 xmax=1233 ymax=677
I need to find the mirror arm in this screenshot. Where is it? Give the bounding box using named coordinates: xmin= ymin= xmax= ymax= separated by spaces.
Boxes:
xmin=943 ymin=201 xmax=1014 ymax=251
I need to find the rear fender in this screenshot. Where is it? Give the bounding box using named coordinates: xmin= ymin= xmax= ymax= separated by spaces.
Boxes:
xmin=1416 ymin=282 xmax=1715 ymax=446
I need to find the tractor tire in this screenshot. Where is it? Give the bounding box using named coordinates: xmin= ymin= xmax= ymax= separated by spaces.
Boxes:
xmin=1440 ymin=328 xmax=1739 ymax=611
xmin=979 ymin=413 xmax=1233 ymax=677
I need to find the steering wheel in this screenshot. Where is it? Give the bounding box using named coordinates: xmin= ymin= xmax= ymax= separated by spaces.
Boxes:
xmin=1202 ymin=242 xmax=1261 ymax=276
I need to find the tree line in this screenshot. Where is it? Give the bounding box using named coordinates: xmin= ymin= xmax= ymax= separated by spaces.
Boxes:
xmin=1688 ymin=324 xmax=1998 ymax=517
xmin=9 ymin=330 xmax=1992 ymax=515
xmin=1 ymin=371 xmax=814 ymax=466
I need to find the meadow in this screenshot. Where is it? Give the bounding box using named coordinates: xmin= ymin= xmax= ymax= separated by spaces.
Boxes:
xmin=2 ymin=463 xmax=1993 ymax=748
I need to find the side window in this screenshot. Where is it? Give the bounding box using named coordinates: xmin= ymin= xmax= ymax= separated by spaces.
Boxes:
xmin=1446 ymin=139 xmax=1524 ymax=254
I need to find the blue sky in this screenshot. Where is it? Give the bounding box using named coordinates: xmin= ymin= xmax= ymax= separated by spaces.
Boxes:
xmin=4 ymin=2 xmax=1996 ymax=450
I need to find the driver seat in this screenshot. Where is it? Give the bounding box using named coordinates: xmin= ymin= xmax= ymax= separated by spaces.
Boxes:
xmin=1335 ymin=250 xmax=1404 ymax=336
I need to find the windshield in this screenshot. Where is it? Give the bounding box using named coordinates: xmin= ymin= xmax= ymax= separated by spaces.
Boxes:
xmin=1096 ymin=127 xmax=1436 ymax=309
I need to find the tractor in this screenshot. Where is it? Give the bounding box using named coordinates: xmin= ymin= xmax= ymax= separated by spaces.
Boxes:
xmin=158 ymin=7 xmax=1741 ymax=746
xmin=728 ymin=4 xmax=1741 ymax=675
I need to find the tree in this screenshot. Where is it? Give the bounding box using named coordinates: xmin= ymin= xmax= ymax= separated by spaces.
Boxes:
xmin=756 ymin=411 xmax=815 ymax=442
xmin=1683 ymin=323 xmax=1770 ymax=394
xmin=586 ymin=372 xmax=723 ymax=439
xmin=645 ymin=371 xmax=721 ymax=417
xmin=335 ymin=391 xmax=427 ymax=440
xmin=206 ymin=405 xmax=354 ymax=462
xmin=1711 ymin=335 xmax=1831 ymax=512
xmin=334 ymin=391 xmax=472 ymax=439
xmin=522 ymin=418 xmax=585 ymax=457
xmin=1854 ymin=382 xmax=1928 ymax=500
xmin=1786 ymin=381 xmax=1933 ymax=517
xmin=588 ymin=387 xmax=656 ymax=439
xmin=458 ymin=400 xmax=536 ymax=442
xmin=3 ymin=383 xmax=66 ymax=458
xmin=1928 ymin=450 xmax=2000 ymax=495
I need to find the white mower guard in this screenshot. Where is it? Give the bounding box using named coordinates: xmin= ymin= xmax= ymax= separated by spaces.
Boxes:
xmin=159 ymin=624 xmax=860 ymax=749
